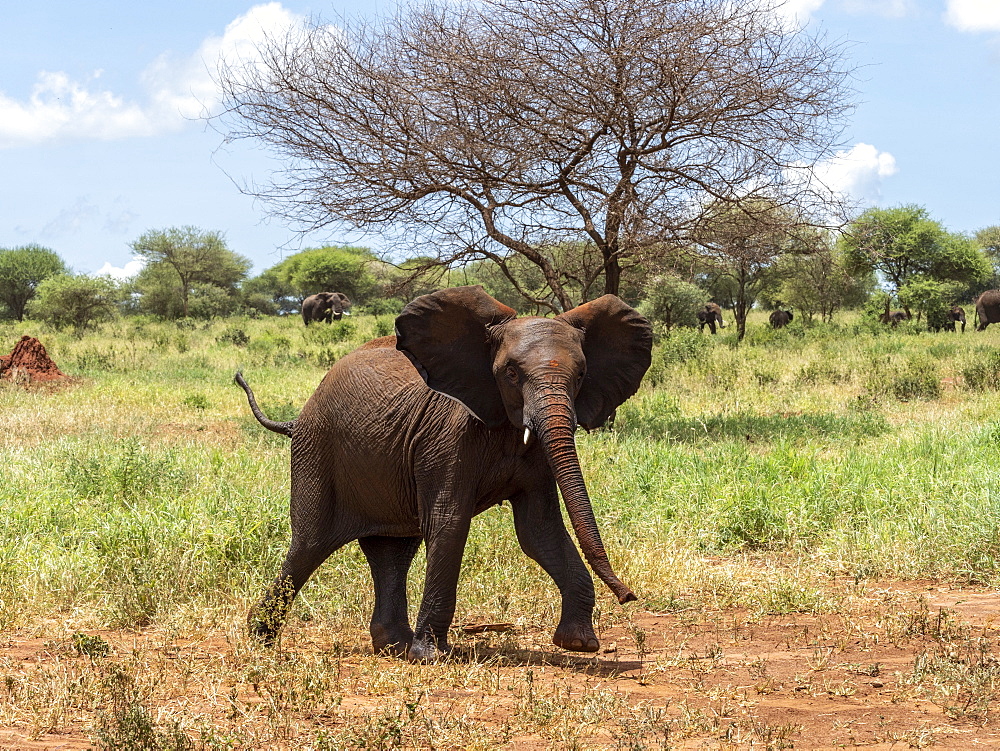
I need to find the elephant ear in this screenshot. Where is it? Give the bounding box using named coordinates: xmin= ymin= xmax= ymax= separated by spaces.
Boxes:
xmin=396 ymin=285 xmax=517 ymax=428
xmin=556 ymin=295 xmax=653 ymax=430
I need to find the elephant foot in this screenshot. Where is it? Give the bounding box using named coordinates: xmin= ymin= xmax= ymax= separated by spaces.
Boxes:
xmin=553 ymin=622 xmax=599 ymax=653
xmin=370 ymin=623 xmax=414 ymax=658
xmin=247 ymin=614 xmax=279 ymax=648
xmin=406 ymin=635 xmax=451 ymax=663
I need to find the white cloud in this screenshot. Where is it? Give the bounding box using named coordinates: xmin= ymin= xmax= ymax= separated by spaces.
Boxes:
xmin=0 ymin=3 xmax=306 ymax=148
xmin=772 ymin=0 xmax=826 ymax=29
xmin=945 ymin=0 xmax=1000 ymax=32
xmin=0 ymin=72 xmax=156 ymax=147
xmin=811 ymin=143 xmax=898 ymax=205
xmin=93 ymin=257 xmax=146 ymax=280
xmin=840 ymin=0 xmax=912 ymax=18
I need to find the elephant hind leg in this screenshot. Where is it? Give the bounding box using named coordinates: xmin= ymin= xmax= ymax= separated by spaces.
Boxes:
xmin=359 ymin=535 xmax=422 ymax=656
xmin=249 ymin=529 xmax=353 ymax=645
xmin=249 ymin=471 xmax=351 ymax=645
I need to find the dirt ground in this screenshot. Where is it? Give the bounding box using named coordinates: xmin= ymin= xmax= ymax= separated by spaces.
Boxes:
xmin=2 ymin=582 xmax=1000 ymax=749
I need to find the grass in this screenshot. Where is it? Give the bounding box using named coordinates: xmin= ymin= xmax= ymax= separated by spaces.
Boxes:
xmin=3 ymin=310 xmax=1000 ymax=745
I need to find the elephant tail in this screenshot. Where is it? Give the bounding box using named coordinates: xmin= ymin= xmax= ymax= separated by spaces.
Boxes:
xmin=234 ymin=371 xmax=295 ymax=437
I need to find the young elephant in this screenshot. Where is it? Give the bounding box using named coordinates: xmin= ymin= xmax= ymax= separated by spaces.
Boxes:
xmin=237 ymin=285 xmax=652 ymax=661
xmin=947 ymin=305 xmax=967 ymax=332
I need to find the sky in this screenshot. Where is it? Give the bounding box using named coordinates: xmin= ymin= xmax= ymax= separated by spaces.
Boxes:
xmin=1 ymin=0 xmax=999 ymax=278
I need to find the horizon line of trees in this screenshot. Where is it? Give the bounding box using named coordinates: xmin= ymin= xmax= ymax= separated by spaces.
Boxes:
xmin=1 ymin=207 xmax=1000 ymax=335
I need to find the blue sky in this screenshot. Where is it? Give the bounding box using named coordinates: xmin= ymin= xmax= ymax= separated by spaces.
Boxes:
xmin=1 ymin=0 xmax=998 ymax=278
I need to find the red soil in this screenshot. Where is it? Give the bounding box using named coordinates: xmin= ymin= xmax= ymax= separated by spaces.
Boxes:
xmin=0 ymin=335 xmax=66 ymax=382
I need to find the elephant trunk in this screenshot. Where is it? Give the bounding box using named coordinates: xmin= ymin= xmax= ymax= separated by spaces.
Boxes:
xmin=527 ymin=385 xmax=637 ymax=605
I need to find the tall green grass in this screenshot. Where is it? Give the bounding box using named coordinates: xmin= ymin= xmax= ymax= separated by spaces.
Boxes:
xmin=3 ymin=312 xmax=1000 ymax=633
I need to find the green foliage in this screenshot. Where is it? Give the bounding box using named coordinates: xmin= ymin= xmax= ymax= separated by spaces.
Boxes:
xmin=842 ymin=205 xmax=991 ymax=297
xmin=72 ymin=632 xmax=111 ymax=659
xmin=270 ymin=246 xmax=377 ymax=302
xmin=131 ymin=227 xmax=251 ymax=318
xmin=898 ymin=277 xmax=964 ymax=329
xmin=771 ymin=240 xmax=873 ymax=322
xmin=643 ymin=328 xmax=712 ymax=386
xmin=864 ymin=352 xmax=942 ymax=401
xmin=95 ymin=668 xmax=195 ymax=749
xmin=216 ymin=326 xmax=250 ymax=347
xmin=639 ymin=274 xmax=705 ymax=330
xmin=62 ymin=438 xmax=188 ymax=505
xmin=27 ymin=273 xmax=122 ymax=332
xmin=239 ymin=268 xmax=295 ymax=315
xmin=961 ymin=348 xmax=1000 ymax=391
xmin=0 ymin=244 xmax=68 ymax=320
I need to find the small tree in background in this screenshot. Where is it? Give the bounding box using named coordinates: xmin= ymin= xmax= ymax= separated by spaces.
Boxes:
xmin=270 ymin=246 xmax=378 ymax=302
xmin=694 ymin=201 xmax=810 ymax=341
xmin=28 ymin=274 xmax=122 ymax=332
xmin=0 ymin=245 xmax=68 ymax=321
xmin=639 ymin=274 xmax=706 ymax=331
xmin=131 ymin=227 xmax=251 ymax=318
xmin=770 ymin=236 xmax=872 ymax=322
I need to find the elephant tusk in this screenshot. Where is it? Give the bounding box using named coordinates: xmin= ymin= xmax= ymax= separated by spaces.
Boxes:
xmin=524 ymin=427 xmax=531 ymax=445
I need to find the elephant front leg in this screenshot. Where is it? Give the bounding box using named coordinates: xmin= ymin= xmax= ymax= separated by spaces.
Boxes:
xmin=359 ymin=535 xmax=422 ymax=657
xmin=408 ymin=514 xmax=473 ymax=663
xmin=511 ymin=488 xmax=599 ymax=653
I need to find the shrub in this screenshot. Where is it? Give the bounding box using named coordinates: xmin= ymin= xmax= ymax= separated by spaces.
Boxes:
xmin=639 ymin=274 xmax=706 ymax=330
xmin=962 ymin=349 xmax=1000 ymax=391
xmin=216 ymin=326 xmax=250 ymax=347
xmin=27 ymin=274 xmax=122 ymax=332
xmin=865 ymin=353 xmax=941 ymax=401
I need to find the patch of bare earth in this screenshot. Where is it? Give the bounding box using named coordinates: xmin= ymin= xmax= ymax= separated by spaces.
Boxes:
xmin=2 ymin=583 xmax=1000 ymax=748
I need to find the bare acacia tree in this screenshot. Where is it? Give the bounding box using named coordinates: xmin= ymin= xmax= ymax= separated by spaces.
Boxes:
xmin=216 ymin=0 xmax=854 ymax=311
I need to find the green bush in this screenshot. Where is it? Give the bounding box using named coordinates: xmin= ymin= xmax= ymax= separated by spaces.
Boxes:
xmin=639 ymin=274 xmax=706 ymax=330
xmin=961 ymin=349 xmax=1000 ymax=390
xmin=864 ymin=353 xmax=941 ymax=401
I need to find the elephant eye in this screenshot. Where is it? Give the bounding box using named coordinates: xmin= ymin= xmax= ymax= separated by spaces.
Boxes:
xmin=504 ymin=364 xmax=519 ymax=383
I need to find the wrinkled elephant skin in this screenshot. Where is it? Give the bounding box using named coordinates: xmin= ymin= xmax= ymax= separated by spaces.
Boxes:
xmin=239 ymin=285 xmax=652 ymax=662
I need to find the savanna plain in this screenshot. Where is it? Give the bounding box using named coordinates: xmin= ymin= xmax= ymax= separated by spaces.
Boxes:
xmin=5 ymin=312 xmax=1000 ymax=749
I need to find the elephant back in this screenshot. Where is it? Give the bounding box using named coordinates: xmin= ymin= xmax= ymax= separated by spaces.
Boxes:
xmin=976 ymin=290 xmax=1000 ymax=323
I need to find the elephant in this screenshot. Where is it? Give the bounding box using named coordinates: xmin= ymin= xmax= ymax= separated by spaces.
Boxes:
xmin=697 ymin=303 xmax=726 ymax=334
xmin=877 ymin=297 xmax=910 ymax=327
xmin=236 ymin=285 xmax=652 ymax=662
xmin=975 ymin=290 xmax=1000 ymax=331
xmin=947 ymin=306 xmax=967 ymax=333
xmin=302 ymin=292 xmax=352 ymax=325
xmin=929 ymin=305 xmax=966 ymax=333
xmin=769 ymin=309 xmax=793 ymax=329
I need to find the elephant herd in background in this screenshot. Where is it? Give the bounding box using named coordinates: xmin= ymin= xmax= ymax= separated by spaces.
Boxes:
xmin=694 ymin=291 xmax=1000 ymax=334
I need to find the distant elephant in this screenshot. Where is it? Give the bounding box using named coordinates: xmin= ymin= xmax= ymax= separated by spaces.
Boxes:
xmin=236 ymin=285 xmax=651 ymax=661
xmin=769 ymin=309 xmax=793 ymax=328
xmin=302 ymin=292 xmax=352 ymax=325
xmin=947 ymin=305 xmax=967 ymax=333
xmin=697 ymin=303 xmax=726 ymax=334
xmin=878 ymin=297 xmax=910 ymax=327
xmin=975 ymin=290 xmax=1000 ymax=331
xmin=930 ymin=305 xmax=966 ymax=333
